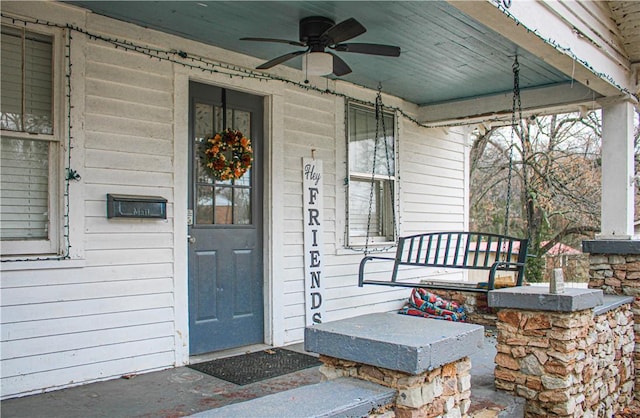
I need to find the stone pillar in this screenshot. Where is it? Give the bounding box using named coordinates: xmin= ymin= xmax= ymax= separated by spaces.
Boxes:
xmin=489 ymin=287 xmax=635 ymax=417
xmin=584 ymin=240 xmax=640 ymax=399
xmin=598 ymin=97 xmax=636 ymax=239
xmin=305 ymin=312 xmax=484 ymax=418
xmin=319 ymin=355 xmax=472 ymax=418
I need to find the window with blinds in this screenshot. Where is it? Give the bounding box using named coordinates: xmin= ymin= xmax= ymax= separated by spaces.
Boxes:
xmin=1 ymin=24 xmax=59 ymax=256
xmin=347 ymin=103 xmax=396 ymax=245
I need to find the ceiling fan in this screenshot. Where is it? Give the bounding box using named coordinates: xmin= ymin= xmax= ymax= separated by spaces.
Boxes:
xmin=241 ymin=16 xmax=401 ymax=76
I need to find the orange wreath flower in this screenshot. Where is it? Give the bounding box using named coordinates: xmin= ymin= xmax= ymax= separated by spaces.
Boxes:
xmin=199 ymin=128 xmax=253 ymax=181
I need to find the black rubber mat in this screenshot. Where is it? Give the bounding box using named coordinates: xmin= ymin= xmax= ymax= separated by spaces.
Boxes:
xmin=188 ymin=348 xmax=322 ymax=385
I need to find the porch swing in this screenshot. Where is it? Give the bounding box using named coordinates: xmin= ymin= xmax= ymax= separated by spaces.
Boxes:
xmin=358 ymin=57 xmax=529 ymax=294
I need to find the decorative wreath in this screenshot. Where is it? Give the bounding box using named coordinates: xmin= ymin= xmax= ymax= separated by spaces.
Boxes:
xmin=199 ymin=128 xmax=253 ymax=181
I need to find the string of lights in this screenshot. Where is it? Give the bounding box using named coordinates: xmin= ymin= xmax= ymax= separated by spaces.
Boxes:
xmin=0 ymin=12 xmax=526 ymax=132
xmin=2 ymin=9 xmax=633 ymax=123
xmin=1 ymin=7 xmax=633 ymax=261
xmin=61 ymin=28 xmax=74 ymax=260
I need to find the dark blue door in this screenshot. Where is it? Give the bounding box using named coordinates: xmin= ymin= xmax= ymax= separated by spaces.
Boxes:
xmin=188 ymin=82 xmax=264 ymax=355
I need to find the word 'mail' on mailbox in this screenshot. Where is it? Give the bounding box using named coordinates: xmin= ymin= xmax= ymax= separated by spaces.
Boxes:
xmin=107 ymin=194 xmax=167 ymax=219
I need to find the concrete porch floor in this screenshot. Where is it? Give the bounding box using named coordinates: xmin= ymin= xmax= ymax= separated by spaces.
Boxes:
xmin=1 ymin=330 xmax=524 ymax=418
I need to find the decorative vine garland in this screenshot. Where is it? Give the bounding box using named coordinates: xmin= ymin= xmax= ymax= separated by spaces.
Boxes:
xmin=199 ymin=128 xmax=253 ymax=181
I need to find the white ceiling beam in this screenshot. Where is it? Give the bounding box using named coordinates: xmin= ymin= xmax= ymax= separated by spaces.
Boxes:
xmin=449 ymin=0 xmax=634 ymax=99
xmin=419 ymin=82 xmax=601 ymax=125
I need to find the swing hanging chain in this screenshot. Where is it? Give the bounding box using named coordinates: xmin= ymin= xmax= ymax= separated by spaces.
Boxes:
xmin=380 ymin=95 xmax=398 ymax=242
xmin=504 ymin=55 xmax=521 ymax=237
xmin=364 ymin=93 xmax=382 ymax=255
xmin=515 ymin=58 xmax=530 ymax=248
xmin=364 ymin=87 xmax=397 ymax=255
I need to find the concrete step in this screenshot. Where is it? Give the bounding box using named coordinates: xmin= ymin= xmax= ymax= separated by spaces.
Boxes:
xmin=305 ymin=312 xmax=484 ymax=375
xmin=189 ymin=377 xmax=396 ymax=418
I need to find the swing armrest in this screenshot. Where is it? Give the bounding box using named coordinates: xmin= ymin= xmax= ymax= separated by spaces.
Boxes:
xmin=358 ymin=256 xmax=398 ymax=287
xmin=488 ymin=261 xmax=526 ymax=289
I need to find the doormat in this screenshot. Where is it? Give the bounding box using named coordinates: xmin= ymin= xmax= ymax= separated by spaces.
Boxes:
xmin=188 ymin=348 xmax=322 ymax=385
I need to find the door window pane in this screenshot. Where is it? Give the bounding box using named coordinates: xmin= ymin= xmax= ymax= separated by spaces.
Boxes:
xmin=234 ymin=167 xmax=251 ymax=186
xmin=215 ymin=187 xmax=233 ymax=224
xmin=195 ymin=103 xmax=213 ymax=138
xmin=195 ymin=138 xmax=214 ymax=185
xmin=232 ymin=110 xmax=251 ymax=137
xmin=196 ymin=185 xmax=214 ymax=224
xmin=195 ymin=104 xmax=222 ymax=185
xmin=233 ymin=188 xmax=251 ymax=225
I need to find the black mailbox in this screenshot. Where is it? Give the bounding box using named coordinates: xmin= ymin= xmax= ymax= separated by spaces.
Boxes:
xmin=107 ymin=194 xmax=167 ymax=219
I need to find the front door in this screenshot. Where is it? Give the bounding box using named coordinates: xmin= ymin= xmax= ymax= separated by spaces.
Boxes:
xmin=188 ymin=82 xmax=264 ymax=355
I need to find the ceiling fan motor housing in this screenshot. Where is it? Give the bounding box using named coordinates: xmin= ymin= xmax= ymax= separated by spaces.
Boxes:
xmin=244 ymin=15 xmax=398 ymax=75
xmin=300 ymin=16 xmax=335 ymax=51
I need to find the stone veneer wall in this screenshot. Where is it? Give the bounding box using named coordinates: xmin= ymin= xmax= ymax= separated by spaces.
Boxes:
xmin=588 ymin=253 xmax=640 ymax=396
xmin=319 ymin=355 xmax=472 ymax=418
xmin=494 ymin=304 xmax=634 ymax=417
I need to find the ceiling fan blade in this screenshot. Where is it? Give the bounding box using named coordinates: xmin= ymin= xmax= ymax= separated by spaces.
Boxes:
xmin=328 ymin=52 xmax=352 ymax=76
xmin=334 ymin=43 xmax=401 ymax=57
xmin=241 ymin=37 xmax=305 ymax=47
xmin=321 ymin=18 xmax=366 ymax=45
xmin=256 ymin=50 xmax=306 ymax=70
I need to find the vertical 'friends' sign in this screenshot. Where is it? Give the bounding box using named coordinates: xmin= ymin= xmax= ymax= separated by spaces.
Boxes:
xmin=302 ymin=157 xmax=324 ymax=326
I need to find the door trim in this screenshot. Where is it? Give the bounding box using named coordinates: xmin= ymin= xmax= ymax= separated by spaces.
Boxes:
xmin=263 ymin=92 xmax=285 ymax=347
xmin=173 ymin=72 xmax=190 ymax=366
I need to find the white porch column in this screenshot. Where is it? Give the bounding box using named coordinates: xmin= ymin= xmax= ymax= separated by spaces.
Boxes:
xmin=598 ymin=97 xmax=636 ymax=239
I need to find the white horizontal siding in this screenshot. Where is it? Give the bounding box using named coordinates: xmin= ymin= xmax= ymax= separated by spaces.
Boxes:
xmin=85 ymin=131 xmax=174 ymax=156
xmin=1 ymin=278 xmax=173 ymax=305
xmin=400 ymin=124 xmax=466 ymax=235
xmin=86 ymin=78 xmax=173 ymax=108
xmin=1 ymin=293 xmax=174 ymax=324
xmin=2 ymin=323 xmax=174 ymax=363
xmin=1 ymin=263 xmax=173 ymax=288
xmin=2 ymin=307 xmax=174 ymax=341
xmin=1 ymin=29 xmax=177 ymax=399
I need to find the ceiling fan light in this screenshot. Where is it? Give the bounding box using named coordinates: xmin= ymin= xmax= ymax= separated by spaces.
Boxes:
xmin=303 ymin=52 xmax=333 ymax=76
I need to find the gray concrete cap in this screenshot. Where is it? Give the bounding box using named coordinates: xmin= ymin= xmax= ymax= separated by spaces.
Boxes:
xmin=189 ymin=377 xmax=396 ymax=418
xmin=593 ymin=295 xmax=635 ymax=316
xmin=488 ymin=286 xmax=603 ymax=312
xmin=582 ymin=240 xmax=640 ymax=254
xmin=304 ymin=313 xmax=484 ymax=375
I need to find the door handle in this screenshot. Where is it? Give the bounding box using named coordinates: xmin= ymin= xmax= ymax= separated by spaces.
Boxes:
xmin=187 ymin=235 xmax=196 ymax=244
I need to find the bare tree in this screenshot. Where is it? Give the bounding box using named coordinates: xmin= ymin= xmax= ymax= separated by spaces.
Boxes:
xmin=471 ymin=111 xmax=603 ymax=281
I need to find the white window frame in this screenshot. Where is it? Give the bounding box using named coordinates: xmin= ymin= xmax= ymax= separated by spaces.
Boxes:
xmin=346 ymin=102 xmax=397 ymax=248
xmin=1 ymin=23 xmax=65 ymax=257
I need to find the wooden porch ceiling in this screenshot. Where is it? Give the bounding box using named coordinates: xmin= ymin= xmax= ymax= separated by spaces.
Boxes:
xmin=64 ymin=1 xmax=575 ymax=105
